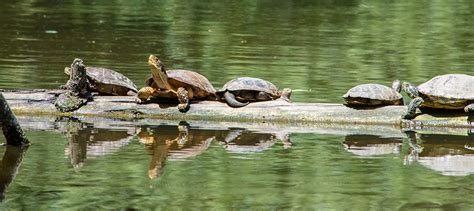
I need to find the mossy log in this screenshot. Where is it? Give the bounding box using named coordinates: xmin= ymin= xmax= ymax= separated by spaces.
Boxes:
xmin=2 ymin=89 xmax=474 ymax=129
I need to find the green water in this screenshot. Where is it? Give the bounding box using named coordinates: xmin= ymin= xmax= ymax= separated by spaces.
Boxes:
xmin=1 ymin=121 xmax=474 ymax=210
xmin=1 ymin=0 xmax=474 ymax=209
xmin=0 ymin=0 xmax=473 ymax=103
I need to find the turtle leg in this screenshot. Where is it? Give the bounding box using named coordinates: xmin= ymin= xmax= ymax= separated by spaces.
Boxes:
xmin=174 ymin=121 xmax=189 ymax=148
xmin=177 ymin=87 xmax=191 ymax=113
xmin=403 ymin=130 xmax=423 ymax=165
xmin=256 ymin=92 xmax=272 ymax=101
xmin=224 ymin=91 xmax=249 ymax=108
xmin=126 ymin=90 xmax=137 ymax=96
xmin=135 ymin=86 xmax=156 ymax=104
xmin=464 ymin=103 xmax=474 ymax=113
xmin=402 ymin=97 xmax=424 ymax=119
xmin=278 ymin=88 xmax=292 ymax=102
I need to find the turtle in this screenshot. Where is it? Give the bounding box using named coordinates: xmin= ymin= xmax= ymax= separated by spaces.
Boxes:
xmin=216 ymin=77 xmax=292 ymax=108
xmin=342 ymin=80 xmax=403 ymax=106
xmin=136 ymin=54 xmax=216 ymax=113
xmin=401 ymin=74 xmax=474 ymax=119
xmin=55 ymin=58 xmax=92 ymax=112
xmin=64 ymin=66 xmax=138 ymax=96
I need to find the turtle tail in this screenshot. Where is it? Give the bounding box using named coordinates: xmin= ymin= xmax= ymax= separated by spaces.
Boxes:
xmin=224 ymin=91 xmax=249 ymax=108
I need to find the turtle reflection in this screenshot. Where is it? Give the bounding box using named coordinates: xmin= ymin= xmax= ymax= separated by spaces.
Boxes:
xmin=405 ymin=130 xmax=474 ymax=176
xmin=343 ymin=134 xmax=402 ymax=157
xmin=64 ymin=122 xmax=135 ymax=168
xmin=220 ymin=128 xmax=292 ymax=153
xmin=137 ymin=123 xmax=216 ymax=179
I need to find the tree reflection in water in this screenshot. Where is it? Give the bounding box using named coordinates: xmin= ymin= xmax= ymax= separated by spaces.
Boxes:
xmin=0 ymin=145 xmax=28 ymax=202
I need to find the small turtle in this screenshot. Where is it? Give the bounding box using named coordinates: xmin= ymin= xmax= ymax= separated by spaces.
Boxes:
xmin=401 ymin=74 xmax=474 ymax=119
xmin=64 ymin=66 xmax=138 ymax=96
xmin=342 ymin=80 xmax=403 ymax=106
xmin=216 ymin=77 xmax=292 ymax=107
xmin=136 ymin=55 xmax=216 ymax=112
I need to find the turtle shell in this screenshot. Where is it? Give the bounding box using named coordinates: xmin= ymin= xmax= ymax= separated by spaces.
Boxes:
xmin=343 ymin=84 xmax=403 ymax=105
xmin=167 ymin=70 xmax=215 ymax=94
xmin=418 ymin=74 xmax=474 ymax=100
xmin=217 ymin=77 xmax=278 ymax=95
xmin=85 ymin=67 xmax=138 ymax=95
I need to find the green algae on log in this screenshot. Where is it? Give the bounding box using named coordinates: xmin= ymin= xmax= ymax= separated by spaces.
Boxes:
xmin=2 ymin=89 xmax=474 ymax=128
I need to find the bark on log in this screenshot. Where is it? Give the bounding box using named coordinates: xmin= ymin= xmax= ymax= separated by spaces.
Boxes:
xmin=2 ymin=89 xmax=474 ymax=129
xmin=0 ymin=93 xmax=29 ymax=146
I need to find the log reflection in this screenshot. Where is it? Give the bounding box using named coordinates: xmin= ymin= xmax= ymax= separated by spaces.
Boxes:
xmin=343 ymin=135 xmax=402 ymax=157
xmin=220 ymin=128 xmax=292 ymax=153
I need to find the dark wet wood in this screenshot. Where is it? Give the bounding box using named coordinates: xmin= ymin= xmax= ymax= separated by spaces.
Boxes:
xmin=2 ymin=89 xmax=474 ymax=128
xmin=0 ymin=93 xmax=29 ymax=146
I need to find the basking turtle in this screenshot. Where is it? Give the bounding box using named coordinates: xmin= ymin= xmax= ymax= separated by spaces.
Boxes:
xmin=402 ymin=74 xmax=474 ymax=119
xmin=216 ymin=77 xmax=292 ymax=107
xmin=136 ymin=55 xmax=216 ymax=112
xmin=64 ymin=66 xmax=138 ymax=96
xmin=342 ymin=80 xmax=403 ymax=106
xmin=55 ymin=58 xmax=92 ymax=112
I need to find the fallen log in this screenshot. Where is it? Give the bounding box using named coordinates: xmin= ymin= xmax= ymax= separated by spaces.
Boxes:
xmin=2 ymin=89 xmax=473 ymax=128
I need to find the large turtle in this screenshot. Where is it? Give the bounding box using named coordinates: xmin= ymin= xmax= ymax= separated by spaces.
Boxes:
xmin=342 ymin=80 xmax=403 ymax=106
xmin=136 ymin=54 xmax=216 ymax=112
xmin=64 ymin=66 xmax=138 ymax=96
xmin=216 ymin=77 xmax=292 ymax=107
xmin=401 ymin=74 xmax=474 ymax=119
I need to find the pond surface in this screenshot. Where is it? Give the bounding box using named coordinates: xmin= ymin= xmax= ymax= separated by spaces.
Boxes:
xmin=1 ymin=0 xmax=473 ymax=103
xmin=1 ymin=119 xmax=474 ymax=210
xmin=1 ymin=0 xmax=474 ymax=209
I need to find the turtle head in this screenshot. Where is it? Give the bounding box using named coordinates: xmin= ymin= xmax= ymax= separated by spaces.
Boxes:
xmin=64 ymin=67 xmax=71 ymax=75
xmin=392 ymin=79 xmax=401 ymax=93
xmin=148 ymin=54 xmax=170 ymax=89
xmin=401 ymin=81 xmax=419 ymax=98
xmin=278 ymin=88 xmax=292 ymax=102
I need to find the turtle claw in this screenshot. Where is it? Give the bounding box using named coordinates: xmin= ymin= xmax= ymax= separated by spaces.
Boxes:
xmin=401 ymin=113 xmax=416 ymax=120
xmin=464 ymin=104 xmax=474 ymax=113
xmin=135 ymin=97 xmax=146 ymax=104
xmin=178 ymin=103 xmax=190 ymax=113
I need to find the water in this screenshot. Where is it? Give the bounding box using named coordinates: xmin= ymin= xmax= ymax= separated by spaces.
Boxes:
xmin=1 ymin=0 xmax=474 ymax=209
xmin=1 ymin=119 xmax=474 ymax=209
xmin=1 ymin=0 xmax=473 ymax=103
